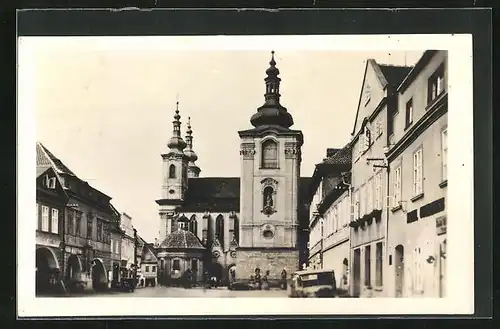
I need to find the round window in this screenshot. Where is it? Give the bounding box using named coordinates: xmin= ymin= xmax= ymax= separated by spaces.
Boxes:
xmin=263 ymin=230 xmax=274 ymax=239
xmin=169 ymin=189 xmax=175 ymax=194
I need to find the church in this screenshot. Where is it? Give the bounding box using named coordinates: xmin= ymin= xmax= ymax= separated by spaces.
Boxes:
xmin=155 ymin=52 xmax=313 ymax=286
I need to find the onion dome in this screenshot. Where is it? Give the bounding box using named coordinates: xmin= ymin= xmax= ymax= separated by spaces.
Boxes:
xmin=250 ymin=51 xmax=294 ymax=128
xmin=159 ymin=229 xmax=205 ymax=250
xmin=167 ymin=102 xmax=187 ymax=152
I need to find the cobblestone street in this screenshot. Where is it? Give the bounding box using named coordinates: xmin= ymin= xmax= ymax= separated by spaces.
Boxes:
xmin=64 ymin=286 xmax=289 ymax=298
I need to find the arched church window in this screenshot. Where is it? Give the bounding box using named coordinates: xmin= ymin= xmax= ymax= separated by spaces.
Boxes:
xmin=233 ymin=216 xmax=239 ymax=243
xmin=189 ymin=215 xmax=197 ymax=236
xmin=262 ymin=140 xmax=278 ymax=169
xmin=215 ymin=215 xmax=224 ymax=249
xmin=169 ymin=164 xmax=176 ymax=178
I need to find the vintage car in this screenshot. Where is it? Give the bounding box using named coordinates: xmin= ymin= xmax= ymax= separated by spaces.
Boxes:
xmin=288 ymin=269 xmax=337 ymax=298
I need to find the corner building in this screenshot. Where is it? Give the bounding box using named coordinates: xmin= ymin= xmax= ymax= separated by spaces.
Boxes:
xmin=155 ymin=52 xmax=311 ymax=285
xmin=385 ymin=50 xmax=448 ymax=298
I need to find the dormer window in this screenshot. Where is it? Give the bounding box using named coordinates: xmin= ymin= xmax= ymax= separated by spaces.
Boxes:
xmin=428 ymin=63 xmax=445 ymax=104
xmin=261 ymin=139 xmax=278 ymax=169
xmin=45 ymin=175 xmax=56 ymax=189
xmin=169 ymin=164 xmax=176 ymax=178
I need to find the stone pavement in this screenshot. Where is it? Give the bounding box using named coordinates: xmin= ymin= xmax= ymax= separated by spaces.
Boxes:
xmin=55 ymin=286 xmax=290 ymax=298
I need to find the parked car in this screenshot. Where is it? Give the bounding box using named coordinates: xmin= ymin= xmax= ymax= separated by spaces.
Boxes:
xmin=289 ymin=269 xmax=337 ymax=298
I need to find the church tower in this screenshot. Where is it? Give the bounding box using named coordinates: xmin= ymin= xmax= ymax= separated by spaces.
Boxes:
xmin=237 ymin=51 xmax=303 ymax=275
xmin=156 ymin=102 xmax=189 ymax=241
xmin=184 ymin=117 xmax=201 ymax=178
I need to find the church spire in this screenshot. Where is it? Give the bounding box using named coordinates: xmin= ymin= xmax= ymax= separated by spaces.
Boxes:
xmin=250 ymin=51 xmax=294 ymax=129
xmin=264 ymin=50 xmax=281 ymax=105
xmin=184 ymin=117 xmax=201 ymax=177
xmin=167 ymin=101 xmax=187 ymax=154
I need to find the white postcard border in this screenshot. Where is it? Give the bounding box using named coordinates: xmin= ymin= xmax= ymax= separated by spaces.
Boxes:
xmin=17 ymin=34 xmax=474 ymax=317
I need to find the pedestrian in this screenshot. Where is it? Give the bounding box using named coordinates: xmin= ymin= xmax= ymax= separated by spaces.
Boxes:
xmin=254 ymin=268 xmax=262 ymax=290
xmin=281 ymin=269 xmax=287 ymax=290
xmin=262 ymin=270 xmax=270 ymax=290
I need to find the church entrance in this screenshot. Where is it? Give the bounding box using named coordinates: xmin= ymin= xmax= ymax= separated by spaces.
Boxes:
xmin=210 ymin=263 xmax=224 ymax=284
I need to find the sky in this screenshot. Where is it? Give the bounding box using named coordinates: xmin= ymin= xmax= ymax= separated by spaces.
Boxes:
xmin=29 ymin=37 xmax=423 ymax=242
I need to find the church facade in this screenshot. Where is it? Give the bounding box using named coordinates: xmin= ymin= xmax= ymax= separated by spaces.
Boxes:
xmin=155 ymin=52 xmax=312 ymax=286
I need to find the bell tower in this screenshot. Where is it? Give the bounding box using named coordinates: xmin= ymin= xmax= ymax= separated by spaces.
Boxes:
xmin=156 ymin=102 xmax=189 ymax=241
xmin=238 ymin=51 xmax=303 ymax=254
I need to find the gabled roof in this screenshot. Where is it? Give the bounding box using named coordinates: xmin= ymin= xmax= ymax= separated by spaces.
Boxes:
xmin=141 ymin=243 xmax=158 ymax=263
xmin=37 ymin=142 xmax=113 ymax=203
xmin=379 ymin=65 xmax=413 ymax=89
xmin=307 ymin=143 xmax=352 ymax=202
xmin=36 ymin=166 xmax=50 ymax=178
xmin=322 ymin=143 xmax=352 ymax=166
xmin=351 ymin=59 xmax=413 ymax=136
xmin=36 ymin=142 xmax=76 ymax=176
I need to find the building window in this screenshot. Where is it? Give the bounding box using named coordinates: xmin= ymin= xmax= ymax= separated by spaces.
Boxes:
xmin=169 ymin=164 xmax=176 ymax=179
xmin=261 ymin=139 xmax=278 ymax=169
xmin=75 ymin=211 xmax=82 ymax=236
xmin=160 ymin=259 xmax=165 ymax=270
xmin=152 ymin=266 xmax=156 ymax=272
xmin=354 ymin=190 xmax=360 ymax=219
xmin=145 ymin=265 xmax=149 ymax=273
xmin=46 ymin=176 xmax=56 ymax=189
xmin=172 ymin=259 xmax=180 ymax=271
xmin=441 ymin=128 xmax=448 ymax=181
xmin=66 ymin=209 xmax=74 ymax=235
xmin=364 ymin=245 xmax=371 ymax=287
xmin=405 ymin=98 xmax=413 ymax=128
xmin=375 ymin=172 xmax=382 ymax=210
xmin=191 ymin=259 xmax=198 ymax=272
xmin=413 ymin=148 xmax=423 ymax=196
xmin=428 ymin=64 xmax=445 ymax=104
xmin=97 ymin=220 xmax=103 ymax=242
xmin=36 ymin=203 xmax=40 ymax=230
xmin=375 ymin=242 xmax=383 ymax=287
xmin=179 ymin=221 xmax=187 ymax=231
xmin=189 ymin=215 xmax=197 ymax=235
xmin=393 ymin=166 xmax=402 ymax=207
xmin=41 ymin=205 xmax=49 ymax=232
xmin=376 ymin=118 xmax=383 ymax=138
xmin=202 ymin=229 xmax=208 ymax=241
xmin=359 ymin=185 xmax=365 ymax=216
xmin=50 ymin=208 xmax=59 ymax=234
xmin=87 ymin=215 xmax=93 ymax=239
xmin=367 ymin=179 xmax=373 ymax=213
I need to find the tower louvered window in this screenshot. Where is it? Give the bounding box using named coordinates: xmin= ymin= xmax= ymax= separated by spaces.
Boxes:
xmin=262 ymin=140 xmax=278 ymax=168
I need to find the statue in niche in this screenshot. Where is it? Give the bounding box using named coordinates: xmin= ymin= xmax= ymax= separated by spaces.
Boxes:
xmin=262 ymin=186 xmax=276 ymax=216
xmin=264 ymin=186 xmax=274 ymax=207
